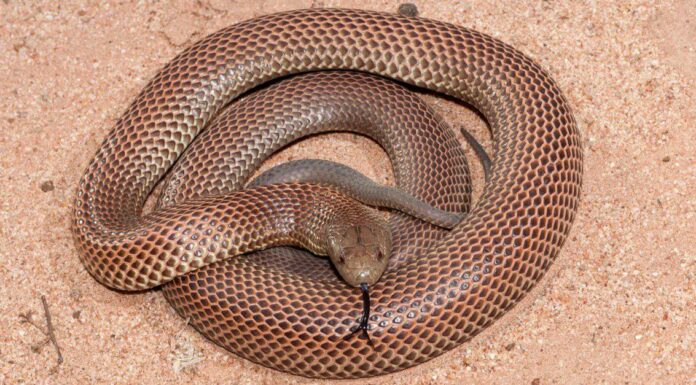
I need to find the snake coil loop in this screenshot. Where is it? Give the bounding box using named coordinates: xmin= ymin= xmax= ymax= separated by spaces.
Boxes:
xmin=73 ymin=9 xmax=582 ymax=378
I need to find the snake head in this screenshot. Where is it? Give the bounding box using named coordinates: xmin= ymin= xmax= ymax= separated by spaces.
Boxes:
xmin=326 ymin=222 xmax=391 ymax=287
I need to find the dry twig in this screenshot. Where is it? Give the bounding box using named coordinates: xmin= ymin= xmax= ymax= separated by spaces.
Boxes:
xmin=19 ymin=296 xmax=64 ymax=372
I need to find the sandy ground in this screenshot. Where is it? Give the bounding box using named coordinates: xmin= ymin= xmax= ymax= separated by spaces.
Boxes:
xmin=1 ymin=0 xmax=694 ymax=384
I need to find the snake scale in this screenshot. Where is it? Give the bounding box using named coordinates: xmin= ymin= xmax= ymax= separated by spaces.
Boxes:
xmin=72 ymin=8 xmax=583 ymax=378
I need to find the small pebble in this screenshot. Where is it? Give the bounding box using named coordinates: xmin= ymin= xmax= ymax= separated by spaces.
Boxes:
xmin=398 ymin=3 xmax=419 ymax=17
xmin=40 ymin=180 xmax=54 ymax=192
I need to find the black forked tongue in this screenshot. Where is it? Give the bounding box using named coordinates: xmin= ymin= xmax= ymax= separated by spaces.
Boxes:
xmin=344 ymin=283 xmax=374 ymax=347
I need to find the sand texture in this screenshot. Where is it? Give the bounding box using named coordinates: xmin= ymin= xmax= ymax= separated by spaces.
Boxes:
xmin=0 ymin=0 xmax=693 ymax=384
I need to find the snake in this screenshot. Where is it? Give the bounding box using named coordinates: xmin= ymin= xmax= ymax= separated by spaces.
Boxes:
xmin=72 ymin=8 xmax=583 ymax=379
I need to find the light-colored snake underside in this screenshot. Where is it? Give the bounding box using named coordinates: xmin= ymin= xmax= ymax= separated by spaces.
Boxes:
xmin=72 ymin=8 xmax=583 ymax=378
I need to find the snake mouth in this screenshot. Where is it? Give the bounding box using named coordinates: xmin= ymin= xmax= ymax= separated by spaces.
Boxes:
xmin=344 ymin=283 xmax=374 ymax=346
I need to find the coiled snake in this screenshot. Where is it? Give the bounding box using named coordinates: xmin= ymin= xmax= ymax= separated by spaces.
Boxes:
xmin=72 ymin=8 xmax=582 ymax=379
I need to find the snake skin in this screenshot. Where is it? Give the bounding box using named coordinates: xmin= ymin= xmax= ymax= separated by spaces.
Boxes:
xmin=248 ymin=159 xmax=464 ymax=229
xmin=72 ymin=8 xmax=583 ymax=378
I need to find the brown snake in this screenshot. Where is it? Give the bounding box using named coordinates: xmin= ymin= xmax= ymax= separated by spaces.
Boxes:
xmin=72 ymin=8 xmax=583 ymax=378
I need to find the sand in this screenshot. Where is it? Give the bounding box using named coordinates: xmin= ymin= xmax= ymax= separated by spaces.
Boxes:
xmin=0 ymin=1 xmax=693 ymax=384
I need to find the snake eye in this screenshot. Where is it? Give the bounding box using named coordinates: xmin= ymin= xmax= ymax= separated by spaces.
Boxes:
xmin=338 ymin=255 xmax=346 ymax=264
xmin=377 ymin=251 xmax=384 ymax=260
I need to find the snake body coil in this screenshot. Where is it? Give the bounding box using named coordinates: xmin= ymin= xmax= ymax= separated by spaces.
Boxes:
xmin=73 ymin=9 xmax=582 ymax=378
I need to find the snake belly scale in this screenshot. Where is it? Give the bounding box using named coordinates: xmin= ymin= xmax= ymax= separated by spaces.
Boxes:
xmin=72 ymin=8 xmax=583 ymax=378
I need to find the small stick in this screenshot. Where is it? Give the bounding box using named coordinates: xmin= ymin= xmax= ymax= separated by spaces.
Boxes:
xmin=40 ymin=296 xmax=63 ymax=367
xmin=18 ymin=311 xmax=48 ymax=335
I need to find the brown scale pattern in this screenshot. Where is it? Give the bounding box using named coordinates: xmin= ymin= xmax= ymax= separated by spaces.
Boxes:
xmin=72 ymin=9 xmax=583 ymax=378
